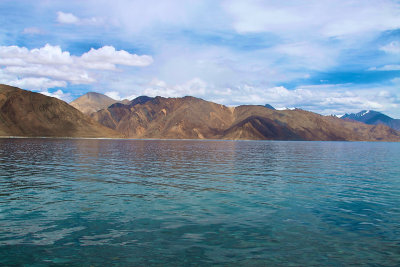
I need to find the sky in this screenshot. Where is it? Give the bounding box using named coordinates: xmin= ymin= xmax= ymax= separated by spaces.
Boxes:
xmin=0 ymin=0 xmax=400 ymax=117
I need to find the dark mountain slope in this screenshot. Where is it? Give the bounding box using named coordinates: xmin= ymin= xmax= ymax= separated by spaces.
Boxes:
xmin=0 ymin=84 xmax=121 ymax=138
xmin=342 ymin=110 xmax=400 ymax=131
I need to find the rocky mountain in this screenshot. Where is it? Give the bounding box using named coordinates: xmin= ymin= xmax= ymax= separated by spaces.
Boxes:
xmin=1 ymin=84 xmax=398 ymax=141
xmin=91 ymin=96 xmax=400 ymax=141
xmin=342 ymin=110 xmax=400 ymax=131
xmin=70 ymin=92 xmax=128 ymax=114
xmin=0 ymin=84 xmax=122 ymax=138
xmin=264 ymin=104 xmax=275 ymax=110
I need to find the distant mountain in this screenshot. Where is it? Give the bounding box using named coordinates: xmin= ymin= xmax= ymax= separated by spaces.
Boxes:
xmin=0 ymin=84 xmax=121 ymax=138
xmin=342 ymin=110 xmax=400 ymax=131
xmin=108 ymin=95 xmax=154 ymax=109
xmin=91 ymin=96 xmax=400 ymax=141
xmin=70 ymin=92 xmax=128 ymax=114
xmin=264 ymin=104 xmax=275 ymax=110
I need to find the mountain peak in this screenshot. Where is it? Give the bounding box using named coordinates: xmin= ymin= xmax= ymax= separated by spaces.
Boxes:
xmin=70 ymin=92 xmax=119 ymax=114
xmin=341 ymin=110 xmax=399 ymax=131
xmin=85 ymin=92 xmax=114 ymax=100
xmin=264 ymin=104 xmax=275 ymax=110
xmin=130 ymin=96 xmax=154 ymax=106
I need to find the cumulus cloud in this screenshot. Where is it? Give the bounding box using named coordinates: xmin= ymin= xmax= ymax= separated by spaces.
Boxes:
xmin=0 ymin=44 xmax=73 ymax=65
xmin=56 ymin=12 xmax=80 ymax=24
xmin=0 ymin=44 xmax=153 ymax=90
xmin=80 ymin=46 xmax=153 ymax=69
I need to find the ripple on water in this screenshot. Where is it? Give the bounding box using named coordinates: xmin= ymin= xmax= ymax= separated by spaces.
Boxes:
xmin=0 ymin=139 xmax=400 ymax=266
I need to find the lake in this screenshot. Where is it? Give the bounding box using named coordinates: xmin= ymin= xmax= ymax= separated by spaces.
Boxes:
xmin=1 ymin=139 xmax=400 ymax=266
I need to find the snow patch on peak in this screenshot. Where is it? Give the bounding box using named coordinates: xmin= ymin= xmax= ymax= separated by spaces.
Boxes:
xmin=360 ymin=110 xmax=371 ymax=116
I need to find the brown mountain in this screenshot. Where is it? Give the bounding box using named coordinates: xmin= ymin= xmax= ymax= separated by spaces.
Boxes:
xmin=91 ymin=96 xmax=400 ymax=141
xmin=69 ymin=92 xmax=120 ymax=114
xmin=0 ymin=84 xmax=122 ymax=138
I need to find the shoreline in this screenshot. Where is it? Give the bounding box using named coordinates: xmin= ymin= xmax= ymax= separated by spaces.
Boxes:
xmin=0 ymin=136 xmax=399 ymax=142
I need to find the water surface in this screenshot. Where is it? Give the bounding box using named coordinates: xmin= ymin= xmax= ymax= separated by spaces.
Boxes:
xmin=1 ymin=139 xmax=400 ymax=266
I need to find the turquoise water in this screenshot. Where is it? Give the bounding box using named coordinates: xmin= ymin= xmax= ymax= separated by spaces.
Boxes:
xmin=1 ymin=139 xmax=400 ymax=266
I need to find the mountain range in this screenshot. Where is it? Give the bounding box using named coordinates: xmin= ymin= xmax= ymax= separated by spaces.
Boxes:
xmin=342 ymin=110 xmax=400 ymax=131
xmin=0 ymin=84 xmax=399 ymax=141
xmin=88 ymin=93 xmax=400 ymax=141
xmin=0 ymin=84 xmax=121 ymax=138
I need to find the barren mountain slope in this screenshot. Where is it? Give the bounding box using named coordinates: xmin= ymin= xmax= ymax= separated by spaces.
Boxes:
xmin=91 ymin=96 xmax=400 ymax=141
xmin=69 ymin=92 xmax=119 ymax=114
xmin=0 ymin=84 xmax=122 ymax=138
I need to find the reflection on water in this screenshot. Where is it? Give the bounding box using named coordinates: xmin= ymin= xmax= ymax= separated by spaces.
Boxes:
xmin=1 ymin=139 xmax=400 ymax=266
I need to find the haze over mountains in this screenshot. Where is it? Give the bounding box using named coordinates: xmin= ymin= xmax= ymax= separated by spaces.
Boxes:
xmin=0 ymin=84 xmax=399 ymax=141
xmin=342 ymin=110 xmax=400 ymax=131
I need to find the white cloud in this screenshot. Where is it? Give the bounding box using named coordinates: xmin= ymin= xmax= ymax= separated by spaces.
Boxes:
xmin=39 ymin=89 xmax=72 ymax=102
xmin=0 ymin=44 xmax=153 ymax=90
xmin=78 ymin=68 xmax=400 ymax=117
xmin=149 ymin=78 xmax=167 ymax=88
xmin=105 ymin=91 xmax=137 ymax=101
xmin=142 ymin=78 xmax=207 ymax=97
xmin=224 ymin=0 xmax=400 ymax=38
xmin=56 ymin=11 xmax=104 ymax=26
xmin=5 ymin=77 xmax=67 ymax=90
xmin=0 ymin=44 xmax=73 ymax=65
xmin=104 ymin=91 xmax=121 ymax=100
xmin=22 ymin=27 xmax=43 ymax=35
xmin=80 ymin=46 xmax=153 ymax=68
xmin=57 ymin=11 xmax=80 ymax=24
xmin=391 ymin=77 xmax=400 ymax=84
xmin=4 ymin=1 xmax=399 ymax=118
xmin=369 ymin=65 xmax=400 ymax=71
xmin=208 ymin=83 xmax=398 ymax=116
xmin=47 ymin=0 xmax=398 ymax=100
xmin=102 ymin=76 xmax=397 ymax=115
xmin=380 ymin=41 xmax=400 ymax=54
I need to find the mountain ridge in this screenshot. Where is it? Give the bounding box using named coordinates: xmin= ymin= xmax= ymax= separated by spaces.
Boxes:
xmin=342 ymin=110 xmax=400 ymax=131
xmin=1 ymin=84 xmax=399 ymax=141
xmin=90 ymin=95 xmax=400 ymax=141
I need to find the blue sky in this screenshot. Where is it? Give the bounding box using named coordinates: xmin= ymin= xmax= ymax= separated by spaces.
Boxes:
xmin=0 ymin=0 xmax=400 ymax=117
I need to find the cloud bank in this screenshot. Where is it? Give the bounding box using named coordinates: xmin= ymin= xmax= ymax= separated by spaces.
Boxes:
xmin=0 ymin=44 xmax=153 ymax=92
